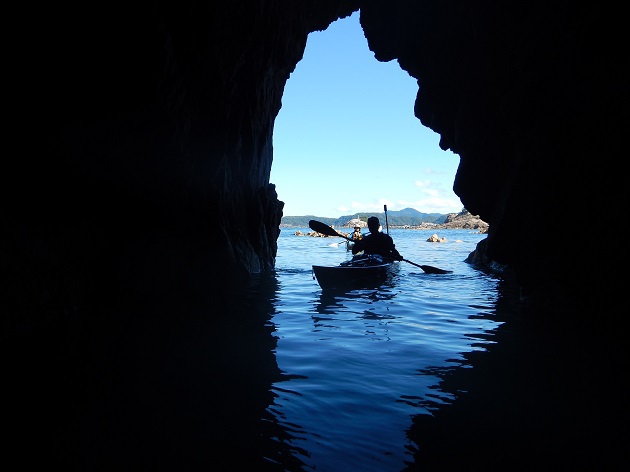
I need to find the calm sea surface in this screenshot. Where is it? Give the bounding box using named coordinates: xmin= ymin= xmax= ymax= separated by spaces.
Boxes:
xmin=261 ymin=227 xmax=504 ymax=470
xmin=8 ymin=227 xmax=623 ymax=470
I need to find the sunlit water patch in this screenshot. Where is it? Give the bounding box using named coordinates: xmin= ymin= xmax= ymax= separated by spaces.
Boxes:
xmin=267 ymin=228 xmax=503 ymax=470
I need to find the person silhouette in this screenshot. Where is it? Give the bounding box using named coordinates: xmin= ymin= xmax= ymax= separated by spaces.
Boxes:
xmin=351 ymin=216 xmax=403 ymax=261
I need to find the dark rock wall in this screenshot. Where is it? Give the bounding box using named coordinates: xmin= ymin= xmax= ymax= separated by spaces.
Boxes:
xmin=3 ymin=1 xmax=359 ymax=334
xmin=361 ymin=0 xmax=624 ymax=312
xmin=2 ymin=0 xmax=622 ymax=335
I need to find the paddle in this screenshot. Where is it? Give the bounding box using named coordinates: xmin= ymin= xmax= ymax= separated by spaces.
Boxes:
xmin=308 ymin=219 xmax=452 ymax=274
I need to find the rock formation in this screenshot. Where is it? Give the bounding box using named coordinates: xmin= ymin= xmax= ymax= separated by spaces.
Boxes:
xmin=3 ymin=1 xmax=622 ymax=327
xmin=2 ymin=2 xmax=625 ymax=469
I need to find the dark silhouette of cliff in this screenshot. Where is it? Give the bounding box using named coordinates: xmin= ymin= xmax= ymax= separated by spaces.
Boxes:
xmin=2 ymin=2 xmax=625 ymax=469
xmin=4 ymin=0 xmax=622 ymax=326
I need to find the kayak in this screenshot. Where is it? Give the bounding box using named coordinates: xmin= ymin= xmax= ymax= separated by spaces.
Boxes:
xmin=312 ymin=254 xmax=399 ymax=290
xmin=308 ymin=219 xmax=453 ymax=275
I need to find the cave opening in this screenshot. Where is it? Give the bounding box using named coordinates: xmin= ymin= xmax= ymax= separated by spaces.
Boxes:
xmin=270 ymin=11 xmax=462 ymax=221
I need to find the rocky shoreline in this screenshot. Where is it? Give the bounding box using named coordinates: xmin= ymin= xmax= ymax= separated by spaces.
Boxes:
xmin=291 ymin=209 xmax=489 ymax=236
xmin=294 ymin=210 xmax=488 ymax=241
xmin=395 ymin=211 xmax=489 ymax=233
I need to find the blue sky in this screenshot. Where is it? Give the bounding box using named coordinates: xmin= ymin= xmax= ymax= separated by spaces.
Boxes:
xmin=270 ymin=11 xmax=463 ymax=218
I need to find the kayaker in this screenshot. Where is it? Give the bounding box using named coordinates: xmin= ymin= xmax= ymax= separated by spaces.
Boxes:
xmin=351 ymin=225 xmax=362 ymax=241
xmin=351 ymin=216 xmax=403 ymax=261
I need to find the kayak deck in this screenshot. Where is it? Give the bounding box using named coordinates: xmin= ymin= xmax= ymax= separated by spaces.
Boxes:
xmin=312 ymin=254 xmax=398 ymax=289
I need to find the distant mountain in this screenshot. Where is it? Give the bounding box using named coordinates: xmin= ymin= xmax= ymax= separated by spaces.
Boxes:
xmin=280 ymin=207 xmax=463 ymax=228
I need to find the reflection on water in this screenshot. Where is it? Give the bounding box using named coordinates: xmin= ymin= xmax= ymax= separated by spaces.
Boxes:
xmin=314 ymin=284 xmax=398 ymax=315
xmin=5 ymin=228 xmax=625 ymax=471
xmin=4 ymin=272 xmax=304 ymax=470
xmin=268 ymin=224 xmax=625 ymax=471
xmin=401 ymin=279 xmax=627 ymax=471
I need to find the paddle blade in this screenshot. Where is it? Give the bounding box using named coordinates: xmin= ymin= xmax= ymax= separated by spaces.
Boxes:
xmin=402 ymin=259 xmax=452 ymax=274
xmin=419 ymin=265 xmax=453 ymax=274
xmin=308 ymin=220 xmax=342 ymax=238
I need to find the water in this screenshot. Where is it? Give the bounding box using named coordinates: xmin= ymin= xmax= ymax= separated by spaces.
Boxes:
xmin=268 ymin=228 xmax=502 ymax=470
xmin=7 ymin=227 xmax=624 ymax=470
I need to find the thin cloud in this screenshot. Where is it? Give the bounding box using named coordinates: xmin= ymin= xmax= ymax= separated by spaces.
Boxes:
xmin=346 ymin=200 xmax=392 ymax=214
xmin=421 ymin=166 xmax=455 ymax=176
xmin=345 ymin=196 xmax=461 ymax=215
xmin=397 ymin=198 xmax=462 ymax=214
xmin=415 ymin=179 xmax=444 ymax=196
